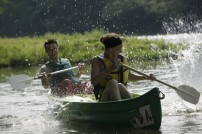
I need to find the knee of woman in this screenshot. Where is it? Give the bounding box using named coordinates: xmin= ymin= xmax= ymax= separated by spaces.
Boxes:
xmin=106 ymin=79 xmax=118 ymax=88
xmin=118 ymin=83 xmax=125 ymax=88
xmin=108 ymin=79 xmax=118 ymax=85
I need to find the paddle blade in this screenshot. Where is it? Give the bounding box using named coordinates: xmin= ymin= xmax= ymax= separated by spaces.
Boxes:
xmin=177 ymin=85 xmax=200 ymax=105
xmin=9 ymin=74 xmax=33 ymax=90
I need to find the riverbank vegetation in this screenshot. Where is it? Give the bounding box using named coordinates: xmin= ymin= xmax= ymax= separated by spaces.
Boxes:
xmin=0 ymin=30 xmax=186 ymax=68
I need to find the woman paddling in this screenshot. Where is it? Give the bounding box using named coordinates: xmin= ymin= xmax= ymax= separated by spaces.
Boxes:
xmin=91 ymin=33 xmax=156 ymax=101
xmin=40 ymin=39 xmax=92 ymax=96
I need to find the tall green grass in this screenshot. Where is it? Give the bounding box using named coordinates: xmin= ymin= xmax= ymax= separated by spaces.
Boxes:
xmin=0 ymin=29 xmax=186 ymax=67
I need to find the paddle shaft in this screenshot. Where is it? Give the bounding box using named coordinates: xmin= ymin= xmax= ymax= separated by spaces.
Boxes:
xmin=35 ymin=66 xmax=79 ymax=79
xmin=9 ymin=66 xmax=79 ymax=90
xmin=121 ymin=63 xmax=201 ymax=104
xmin=121 ymin=64 xmax=189 ymax=94
xmin=13 ymin=66 xmax=79 ymax=84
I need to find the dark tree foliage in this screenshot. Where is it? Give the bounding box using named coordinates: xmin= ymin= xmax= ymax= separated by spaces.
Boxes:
xmin=0 ymin=0 xmax=202 ymax=37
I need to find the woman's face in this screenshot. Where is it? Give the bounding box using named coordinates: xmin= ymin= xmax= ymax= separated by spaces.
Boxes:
xmin=109 ymin=44 xmax=123 ymax=58
xmin=45 ymin=43 xmax=58 ymax=60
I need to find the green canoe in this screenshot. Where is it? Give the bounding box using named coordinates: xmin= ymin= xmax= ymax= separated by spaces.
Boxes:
xmin=56 ymin=87 xmax=164 ymax=129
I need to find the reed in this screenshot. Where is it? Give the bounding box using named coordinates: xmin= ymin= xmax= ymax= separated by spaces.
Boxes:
xmin=0 ymin=29 xmax=186 ymax=67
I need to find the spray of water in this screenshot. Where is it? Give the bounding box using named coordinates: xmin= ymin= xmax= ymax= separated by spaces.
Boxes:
xmin=162 ymin=17 xmax=202 ymax=109
xmin=163 ymin=15 xmax=202 ymax=34
xmin=177 ymin=44 xmax=202 ymax=90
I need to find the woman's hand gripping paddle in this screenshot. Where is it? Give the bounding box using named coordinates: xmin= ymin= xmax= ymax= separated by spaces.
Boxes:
xmin=9 ymin=66 xmax=78 ymax=90
xmin=121 ymin=63 xmax=200 ymax=105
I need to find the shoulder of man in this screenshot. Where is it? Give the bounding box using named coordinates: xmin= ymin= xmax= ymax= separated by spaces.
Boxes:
xmin=119 ymin=53 xmax=127 ymax=58
xmin=96 ymin=54 xmax=104 ymax=59
xmin=60 ymin=58 xmax=71 ymax=64
xmin=40 ymin=64 xmax=52 ymax=73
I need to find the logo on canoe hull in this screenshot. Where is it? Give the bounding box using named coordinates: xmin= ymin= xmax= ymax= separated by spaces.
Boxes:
xmin=131 ymin=105 xmax=154 ymax=128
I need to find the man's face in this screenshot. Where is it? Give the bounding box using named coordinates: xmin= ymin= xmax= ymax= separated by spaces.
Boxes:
xmin=45 ymin=43 xmax=58 ymax=60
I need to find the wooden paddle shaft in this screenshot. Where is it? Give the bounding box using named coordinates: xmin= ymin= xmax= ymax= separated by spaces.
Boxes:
xmin=121 ymin=64 xmax=178 ymax=90
xmin=36 ymin=66 xmax=79 ymax=79
xmin=49 ymin=66 xmax=78 ymax=75
xmin=121 ymin=63 xmax=200 ymax=104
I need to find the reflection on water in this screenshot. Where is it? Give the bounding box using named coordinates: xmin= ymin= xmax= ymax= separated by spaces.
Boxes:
xmin=162 ymin=113 xmax=202 ymax=134
xmin=51 ymin=122 xmax=162 ymax=134
xmin=0 ymin=66 xmax=39 ymax=83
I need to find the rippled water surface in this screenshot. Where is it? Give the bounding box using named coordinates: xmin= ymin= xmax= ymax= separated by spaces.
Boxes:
xmin=1 ymin=34 xmax=202 ymax=134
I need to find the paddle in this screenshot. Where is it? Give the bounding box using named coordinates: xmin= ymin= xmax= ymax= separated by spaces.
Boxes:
xmin=121 ymin=63 xmax=200 ymax=105
xmin=9 ymin=66 xmax=78 ymax=90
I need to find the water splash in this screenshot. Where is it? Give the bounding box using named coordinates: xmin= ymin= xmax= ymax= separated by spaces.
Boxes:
xmin=162 ymin=17 xmax=202 ymax=93
xmin=141 ymin=33 xmax=202 ymax=109
xmin=176 ymin=44 xmax=202 ymax=90
xmin=163 ymin=16 xmax=202 ymax=34
xmin=160 ymin=33 xmax=202 ymax=109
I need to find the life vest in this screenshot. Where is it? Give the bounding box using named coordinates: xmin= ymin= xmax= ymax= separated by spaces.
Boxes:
xmin=45 ymin=58 xmax=80 ymax=95
xmin=93 ymin=54 xmax=129 ymax=100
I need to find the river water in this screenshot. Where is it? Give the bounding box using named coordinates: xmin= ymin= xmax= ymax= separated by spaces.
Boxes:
xmin=0 ymin=33 xmax=202 ymax=134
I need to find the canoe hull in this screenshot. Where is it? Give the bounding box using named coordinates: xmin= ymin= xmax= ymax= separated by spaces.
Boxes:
xmin=58 ymin=87 xmax=163 ymax=129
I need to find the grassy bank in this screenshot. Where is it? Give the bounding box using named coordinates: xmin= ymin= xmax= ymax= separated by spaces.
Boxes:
xmin=0 ymin=29 xmax=186 ymax=68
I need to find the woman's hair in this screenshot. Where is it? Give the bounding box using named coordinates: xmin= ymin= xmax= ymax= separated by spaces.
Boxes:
xmin=44 ymin=39 xmax=58 ymax=49
xmin=100 ymin=33 xmax=122 ymax=49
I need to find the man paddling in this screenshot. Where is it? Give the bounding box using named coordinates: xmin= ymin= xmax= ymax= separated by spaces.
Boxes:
xmin=40 ymin=39 xmax=92 ymax=96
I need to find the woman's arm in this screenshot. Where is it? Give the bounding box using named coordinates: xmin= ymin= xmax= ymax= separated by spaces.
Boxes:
xmin=128 ymin=71 xmax=156 ymax=81
xmin=90 ymin=57 xmax=115 ymax=85
xmin=128 ymin=71 xmax=148 ymax=81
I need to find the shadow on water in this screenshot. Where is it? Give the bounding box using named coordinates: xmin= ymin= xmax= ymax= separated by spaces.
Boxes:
xmin=0 ymin=115 xmax=16 ymax=130
xmin=54 ymin=121 xmax=162 ymax=134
